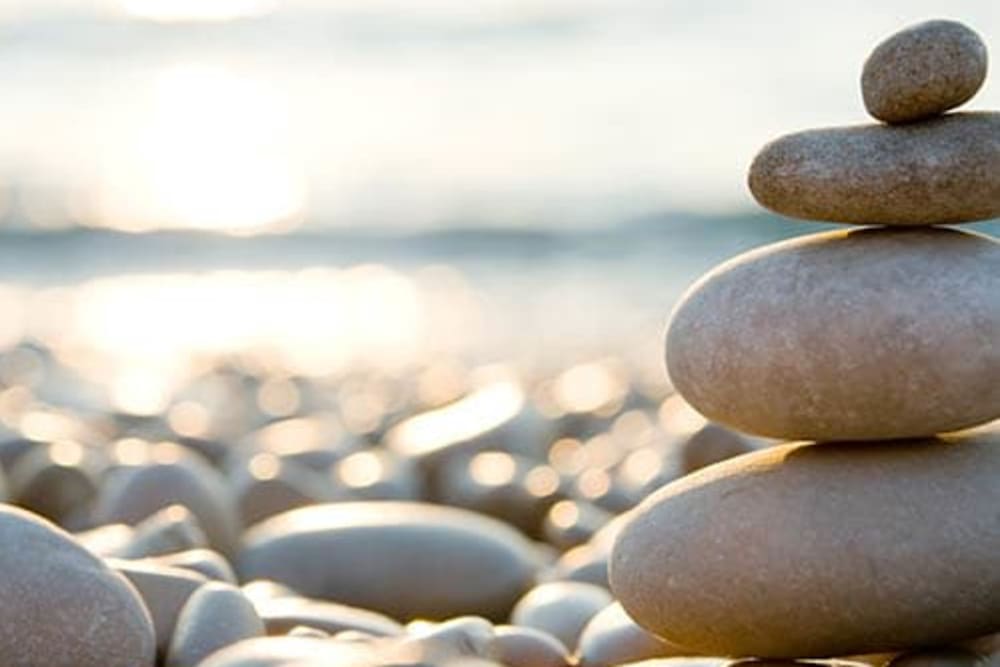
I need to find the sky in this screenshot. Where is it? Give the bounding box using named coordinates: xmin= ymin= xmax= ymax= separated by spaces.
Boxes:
xmin=1 ymin=0 xmax=1000 ymax=232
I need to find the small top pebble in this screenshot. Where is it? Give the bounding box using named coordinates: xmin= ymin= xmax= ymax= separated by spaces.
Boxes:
xmin=862 ymin=19 xmax=987 ymax=124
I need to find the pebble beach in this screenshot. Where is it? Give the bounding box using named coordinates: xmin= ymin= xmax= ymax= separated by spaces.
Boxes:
xmin=0 ymin=12 xmax=996 ymax=667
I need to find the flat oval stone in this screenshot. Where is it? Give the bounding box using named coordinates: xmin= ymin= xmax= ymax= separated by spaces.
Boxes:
xmin=238 ymin=502 xmax=537 ymax=621
xmin=609 ymin=436 xmax=1000 ymax=658
xmin=748 ymin=113 xmax=1000 ymax=225
xmin=666 ymin=227 xmax=1000 ymax=441
xmin=0 ymin=505 xmax=156 ymax=667
xmin=862 ymin=20 xmax=987 ymax=124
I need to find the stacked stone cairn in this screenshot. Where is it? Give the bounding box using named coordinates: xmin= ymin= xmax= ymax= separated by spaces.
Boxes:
xmin=610 ymin=19 xmax=1000 ymax=661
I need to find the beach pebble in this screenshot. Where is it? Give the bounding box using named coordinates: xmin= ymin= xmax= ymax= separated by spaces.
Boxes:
xmin=198 ymin=636 xmax=373 ymax=667
xmin=0 ymin=504 xmax=155 ymax=667
xmin=610 ymin=436 xmax=1000 ymax=658
xmin=862 ymin=20 xmax=987 ymax=124
xmin=97 ymin=445 xmax=241 ymax=555
xmin=666 ymin=227 xmax=1000 ymax=441
xmin=577 ymin=603 xmax=688 ymax=667
xmin=151 ymin=548 xmax=237 ymax=583
xmin=511 ymin=581 xmax=613 ymax=652
xmin=116 ymin=504 xmax=209 ymax=558
xmin=230 ymin=453 xmax=333 ymax=526
xmin=543 ymin=499 xmax=614 ymax=550
xmin=166 ymin=582 xmax=265 ymax=667
xmin=111 ymin=558 xmax=208 ymax=656
xmin=255 ymin=596 xmax=403 ymax=637
xmin=748 ymin=112 xmax=1000 ymax=225
xmin=7 ymin=440 xmax=101 ymax=524
xmin=492 ymin=625 xmax=571 ymax=667
xmin=238 ymin=501 xmax=537 ymax=621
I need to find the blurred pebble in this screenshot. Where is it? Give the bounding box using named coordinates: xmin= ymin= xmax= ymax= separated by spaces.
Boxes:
xmin=510 ymin=581 xmax=613 ymax=652
xmin=577 ymin=602 xmax=688 ymax=667
xmin=255 ymin=596 xmax=403 ymax=637
xmin=97 ymin=442 xmax=241 ymax=555
xmin=150 ymin=548 xmax=237 ymax=583
xmin=542 ymin=499 xmax=613 ymax=550
xmin=229 ymin=453 xmax=334 ymax=526
xmin=198 ymin=636 xmax=374 ymax=667
xmin=166 ymin=582 xmax=265 ymax=667
xmin=241 ymin=579 xmax=300 ymax=603
xmin=0 ymin=505 xmax=155 ymax=667
xmin=116 ymin=504 xmax=209 ymax=558
xmin=288 ymin=626 xmax=331 ymax=639
xmin=238 ymin=501 xmax=537 ymax=621
xmin=8 ymin=440 xmax=101 ymax=525
xmin=332 ymin=447 xmax=422 ymax=501
xmin=492 ymin=624 xmax=571 ymax=667
xmin=546 ymin=543 xmax=609 ymax=589
xmin=888 ymin=648 xmax=986 ymax=667
xmin=110 ymin=558 xmax=208 ymax=657
xmin=74 ymin=521 xmax=135 ymax=557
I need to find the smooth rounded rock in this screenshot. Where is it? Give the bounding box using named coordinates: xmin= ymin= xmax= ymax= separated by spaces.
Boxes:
xmin=111 ymin=559 xmax=208 ymax=656
xmin=167 ymin=582 xmax=265 ymax=667
xmin=577 ymin=603 xmax=688 ymax=667
xmin=511 ymin=581 xmax=613 ymax=652
xmin=198 ymin=636 xmax=373 ymax=667
xmin=610 ymin=436 xmax=1000 ymax=658
xmin=238 ymin=501 xmax=537 ymax=621
xmin=255 ymin=596 xmax=403 ymax=637
xmin=666 ymin=227 xmax=1000 ymax=441
xmin=862 ymin=20 xmax=987 ymax=124
xmin=151 ymin=548 xmax=237 ymax=583
xmin=492 ymin=625 xmax=570 ymax=667
xmin=0 ymin=504 xmax=156 ymax=667
xmin=748 ymin=112 xmax=1000 ymax=225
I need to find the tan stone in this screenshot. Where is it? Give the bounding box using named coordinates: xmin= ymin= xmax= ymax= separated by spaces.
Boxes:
xmin=862 ymin=20 xmax=987 ymax=124
xmin=748 ymin=113 xmax=1000 ymax=225
xmin=238 ymin=501 xmax=537 ymax=621
xmin=610 ymin=436 xmax=1000 ymax=658
xmin=666 ymin=227 xmax=1000 ymax=441
xmin=166 ymin=582 xmax=265 ymax=667
xmin=0 ymin=505 xmax=155 ymax=667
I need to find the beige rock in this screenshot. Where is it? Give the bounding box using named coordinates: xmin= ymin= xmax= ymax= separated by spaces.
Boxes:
xmin=0 ymin=505 xmax=156 ymax=667
xmin=197 ymin=636 xmax=374 ymax=667
xmin=666 ymin=227 xmax=1000 ymax=441
xmin=492 ymin=625 xmax=570 ymax=667
xmin=238 ymin=502 xmax=537 ymax=621
xmin=255 ymin=596 xmax=403 ymax=637
xmin=167 ymin=582 xmax=265 ymax=667
xmin=111 ymin=559 xmax=208 ymax=656
xmin=610 ymin=436 xmax=1000 ymax=658
xmin=511 ymin=581 xmax=613 ymax=652
xmin=862 ymin=20 xmax=987 ymax=124
xmin=577 ymin=603 xmax=689 ymax=667
xmin=748 ymin=113 xmax=1000 ymax=225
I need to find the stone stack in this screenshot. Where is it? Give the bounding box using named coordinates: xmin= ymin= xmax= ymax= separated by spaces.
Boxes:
xmin=610 ymin=19 xmax=1000 ymax=660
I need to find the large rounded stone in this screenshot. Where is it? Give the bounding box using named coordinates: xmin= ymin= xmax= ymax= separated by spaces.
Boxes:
xmin=862 ymin=20 xmax=987 ymax=124
xmin=748 ymin=112 xmax=1000 ymax=225
xmin=665 ymin=227 xmax=1000 ymax=441
xmin=609 ymin=436 xmax=1000 ymax=658
xmin=238 ymin=501 xmax=537 ymax=621
xmin=0 ymin=504 xmax=155 ymax=667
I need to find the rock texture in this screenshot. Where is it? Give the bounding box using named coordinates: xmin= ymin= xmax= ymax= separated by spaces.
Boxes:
xmin=862 ymin=20 xmax=987 ymax=124
xmin=0 ymin=504 xmax=156 ymax=667
xmin=748 ymin=112 xmax=1000 ymax=225
xmin=665 ymin=226 xmax=1000 ymax=441
xmin=610 ymin=435 xmax=1000 ymax=658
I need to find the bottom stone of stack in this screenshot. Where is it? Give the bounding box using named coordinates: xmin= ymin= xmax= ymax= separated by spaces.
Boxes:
xmin=609 ymin=434 xmax=1000 ymax=659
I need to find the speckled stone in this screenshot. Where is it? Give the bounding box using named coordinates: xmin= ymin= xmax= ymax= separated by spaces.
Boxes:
xmin=238 ymin=501 xmax=537 ymax=621
xmin=862 ymin=20 xmax=987 ymax=124
xmin=166 ymin=583 xmax=265 ymax=667
xmin=610 ymin=436 xmax=1000 ymax=658
xmin=748 ymin=113 xmax=1000 ymax=225
xmin=666 ymin=227 xmax=1000 ymax=441
xmin=511 ymin=582 xmax=613 ymax=652
xmin=577 ymin=603 xmax=688 ymax=667
xmin=0 ymin=504 xmax=155 ymax=667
